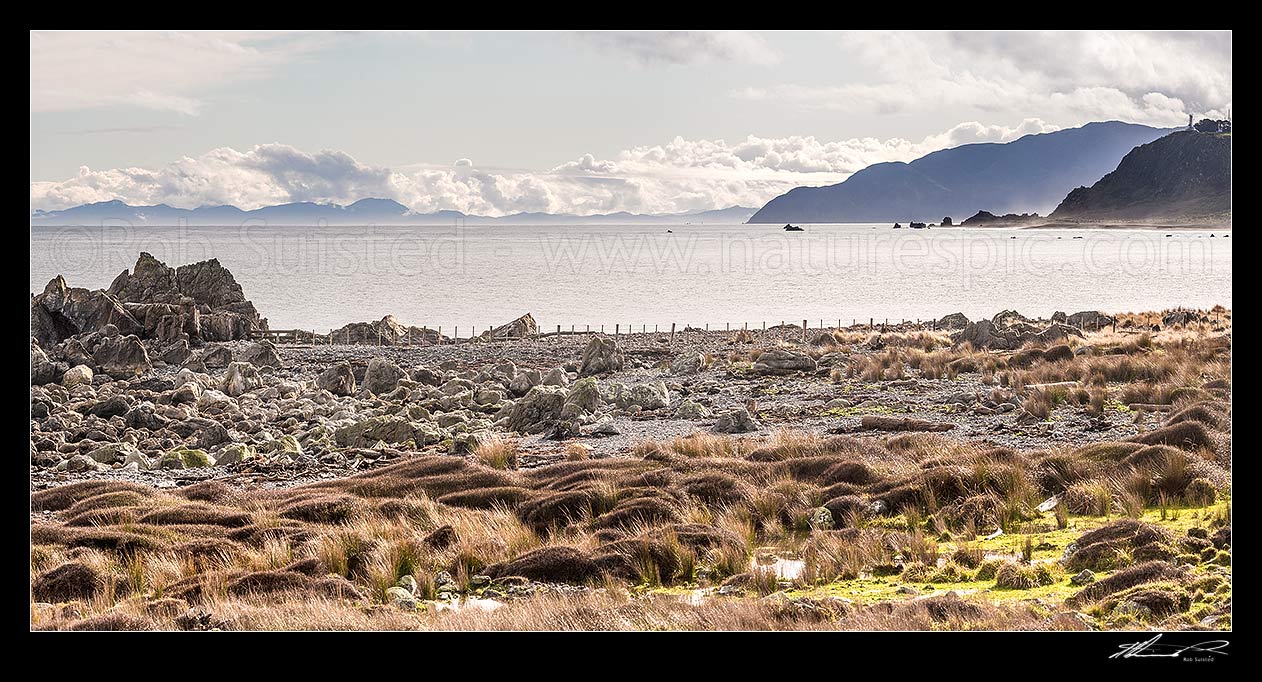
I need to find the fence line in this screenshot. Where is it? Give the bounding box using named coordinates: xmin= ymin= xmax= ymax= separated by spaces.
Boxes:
xmin=253 ymin=306 xmax=1224 ymax=347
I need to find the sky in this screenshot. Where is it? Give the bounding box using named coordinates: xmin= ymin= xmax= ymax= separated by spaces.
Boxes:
xmin=30 ymin=30 xmax=1233 ymax=216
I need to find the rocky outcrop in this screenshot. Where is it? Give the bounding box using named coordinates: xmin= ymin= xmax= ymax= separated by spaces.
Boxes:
xmin=960 ymin=211 xmax=1043 ymax=226
xmin=579 ymin=336 xmax=624 ymax=376
xmin=34 ymin=253 xmax=266 ymax=348
xmin=1051 ymin=129 xmax=1232 ymax=222
xmin=31 ymin=340 xmax=66 ymax=386
xmin=31 ymin=276 xmax=143 ymax=346
xmin=953 ymin=317 xmax=1084 ymax=350
xmin=329 ymin=315 xmax=444 ymax=345
xmin=1161 ymin=310 xmax=1207 ymax=328
xmin=936 ymin=312 xmax=970 ymax=330
xmin=482 ymin=313 xmax=538 ymax=340
xmin=1066 ymin=311 xmax=1116 ymax=330
xmin=752 ymin=349 xmax=817 ymax=375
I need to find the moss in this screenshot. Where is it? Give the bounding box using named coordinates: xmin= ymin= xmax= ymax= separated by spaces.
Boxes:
xmin=171 ymin=448 xmax=212 ymax=468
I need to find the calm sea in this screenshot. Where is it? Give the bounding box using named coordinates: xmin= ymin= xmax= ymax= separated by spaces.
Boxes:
xmin=30 ymin=223 xmax=1232 ymax=333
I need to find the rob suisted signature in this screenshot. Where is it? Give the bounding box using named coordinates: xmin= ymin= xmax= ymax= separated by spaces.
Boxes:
xmin=1111 ymin=634 xmax=1229 ymax=660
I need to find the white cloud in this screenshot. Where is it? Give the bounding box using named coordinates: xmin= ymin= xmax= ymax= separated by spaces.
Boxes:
xmin=29 ymin=118 xmax=1080 ymax=216
xmin=573 ymin=30 xmax=781 ymax=66
xmin=29 ymin=31 xmax=336 ymax=114
xmin=735 ymin=30 xmax=1231 ymax=126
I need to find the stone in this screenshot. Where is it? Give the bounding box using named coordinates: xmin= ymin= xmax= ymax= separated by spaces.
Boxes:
xmin=65 ymin=454 xmax=103 ymax=473
xmin=483 ymin=313 xmax=538 ymax=340
xmin=809 ymin=507 xmax=835 ymax=530
xmin=579 ymin=335 xmax=624 ymax=376
xmin=239 ymin=341 xmax=283 ymax=368
xmin=124 ymin=450 xmax=155 ymax=470
xmin=588 ymin=416 xmax=620 ymax=435
xmin=86 ymin=442 xmax=141 ymax=465
xmin=542 ymin=367 xmax=570 ymax=387
xmin=92 ymin=334 xmax=152 ymax=378
xmin=61 ymin=365 xmax=94 ymax=388
xmin=200 ymin=345 xmax=234 ymax=369
xmin=360 ymin=357 xmax=405 ymax=396
xmin=316 ymin=362 xmax=357 ymax=396
xmin=1070 ymin=569 xmax=1096 ymax=586
xmin=504 ymin=385 xmax=567 ymax=434
xmin=87 ymin=395 xmax=131 ymax=418
xmin=560 ymin=377 xmax=602 ymax=420
xmin=31 ymin=340 xmax=66 ymax=385
xmin=31 ymin=276 xmax=143 ymax=344
xmin=220 ymin=362 xmax=262 ymax=397
xmin=714 ymin=407 xmax=761 ymax=433
xmin=334 ymin=416 xmax=443 ymax=448
xmin=215 ymin=443 xmax=255 ymax=466
xmin=752 ymin=349 xmax=817 ymax=374
xmin=385 ymin=585 xmax=419 ymax=610
xmin=671 ymin=353 xmax=705 ymax=375
xmin=614 ymin=381 xmax=670 ymax=410
xmin=936 ymin=312 xmax=970 ymax=330
xmin=509 ymin=368 xmax=542 ymax=397
xmin=675 ymin=399 xmax=712 ymax=419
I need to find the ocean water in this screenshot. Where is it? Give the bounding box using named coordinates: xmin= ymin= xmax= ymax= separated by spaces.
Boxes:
xmin=29 ymin=223 xmax=1232 ymax=333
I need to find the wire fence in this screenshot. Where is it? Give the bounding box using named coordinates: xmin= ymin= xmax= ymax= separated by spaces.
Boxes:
xmin=253 ymin=306 xmax=1227 ymax=348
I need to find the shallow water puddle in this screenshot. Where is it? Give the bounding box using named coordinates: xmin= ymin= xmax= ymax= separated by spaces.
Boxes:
xmin=752 ymin=549 xmax=805 ymax=580
xmin=431 ymin=597 xmax=504 ymax=612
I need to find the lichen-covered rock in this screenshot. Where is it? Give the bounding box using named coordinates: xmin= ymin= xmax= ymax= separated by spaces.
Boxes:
xmin=360 ymin=357 xmax=405 ymax=396
xmin=613 ymin=381 xmax=670 ymax=410
xmin=675 ymin=400 xmax=712 ymax=419
xmin=561 ymin=377 xmax=602 ymax=420
xmin=579 ymin=335 xmax=624 ymax=376
xmin=714 ymin=407 xmax=761 ymax=433
xmin=505 ymin=385 xmax=567 ymax=434
xmin=334 ymin=416 xmax=443 ymax=448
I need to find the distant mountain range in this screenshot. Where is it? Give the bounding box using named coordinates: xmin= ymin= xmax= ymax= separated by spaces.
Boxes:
xmin=1050 ymin=129 xmax=1232 ymax=223
xmin=748 ymin=121 xmax=1177 ymax=224
xmin=30 ymin=199 xmax=759 ymax=226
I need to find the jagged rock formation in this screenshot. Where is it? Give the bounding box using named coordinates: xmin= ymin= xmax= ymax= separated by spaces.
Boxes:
xmin=329 ymin=315 xmax=445 ymax=345
xmin=482 ymin=313 xmax=538 ymax=340
xmin=31 ymin=252 xmax=267 ymax=347
xmin=952 ymin=313 xmax=1085 ymax=350
xmin=960 ymin=211 xmax=1044 ymax=226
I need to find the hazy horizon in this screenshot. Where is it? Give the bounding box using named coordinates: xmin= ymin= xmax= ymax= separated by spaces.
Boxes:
xmin=30 ymin=30 xmax=1231 ymax=218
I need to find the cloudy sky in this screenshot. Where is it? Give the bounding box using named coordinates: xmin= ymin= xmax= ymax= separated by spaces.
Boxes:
xmin=30 ymin=30 xmax=1232 ymax=216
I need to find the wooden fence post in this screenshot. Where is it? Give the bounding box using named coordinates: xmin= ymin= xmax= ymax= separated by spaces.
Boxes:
xmin=670 ymin=322 xmax=676 ymax=346
xmin=802 ymin=319 xmax=808 ymax=343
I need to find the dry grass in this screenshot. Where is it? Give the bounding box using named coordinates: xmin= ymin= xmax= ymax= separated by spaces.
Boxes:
xmin=472 ymin=435 xmax=519 ymax=470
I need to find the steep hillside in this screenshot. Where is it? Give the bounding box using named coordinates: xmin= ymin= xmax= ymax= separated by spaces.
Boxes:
xmin=748 ymin=122 xmax=1173 ymax=223
xmin=1050 ymin=129 xmax=1231 ymax=222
